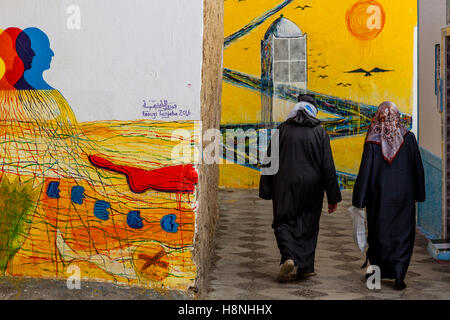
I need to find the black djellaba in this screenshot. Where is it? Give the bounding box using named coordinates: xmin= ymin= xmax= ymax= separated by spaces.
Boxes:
xmin=353 ymin=101 xmax=426 ymax=290
xmin=353 ymin=101 xmax=425 ymax=290
xmin=259 ymin=95 xmax=342 ymax=282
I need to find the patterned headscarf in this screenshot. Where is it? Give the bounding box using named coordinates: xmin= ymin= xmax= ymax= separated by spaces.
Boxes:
xmin=366 ymin=101 xmax=410 ymax=165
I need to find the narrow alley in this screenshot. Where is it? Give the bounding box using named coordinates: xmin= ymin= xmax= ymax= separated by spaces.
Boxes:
xmin=203 ymin=189 xmax=450 ymax=300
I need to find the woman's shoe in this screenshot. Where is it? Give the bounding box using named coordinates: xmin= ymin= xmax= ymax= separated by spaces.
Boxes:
xmin=394 ymin=279 xmax=407 ymax=291
xmin=277 ymin=259 xmax=295 ymax=283
xmin=297 ymin=272 xmax=317 ymax=280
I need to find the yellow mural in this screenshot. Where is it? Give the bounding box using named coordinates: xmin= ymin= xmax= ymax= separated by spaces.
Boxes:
xmin=0 ymin=92 xmax=199 ymax=289
xmin=4 ymin=119 xmax=199 ymax=290
xmin=221 ymin=0 xmax=417 ymax=189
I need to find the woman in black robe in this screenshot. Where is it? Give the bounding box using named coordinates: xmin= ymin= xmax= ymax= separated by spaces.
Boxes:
xmin=352 ymin=101 xmax=425 ymax=290
xmin=259 ymin=95 xmax=342 ymax=282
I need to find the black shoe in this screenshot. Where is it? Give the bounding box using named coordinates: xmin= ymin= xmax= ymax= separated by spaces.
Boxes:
xmin=394 ymin=279 xmax=407 ymax=291
xmin=297 ymin=272 xmax=317 ymax=280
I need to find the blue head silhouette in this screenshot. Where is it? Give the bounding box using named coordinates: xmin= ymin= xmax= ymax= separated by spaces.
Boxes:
xmin=16 ymin=28 xmax=54 ymax=90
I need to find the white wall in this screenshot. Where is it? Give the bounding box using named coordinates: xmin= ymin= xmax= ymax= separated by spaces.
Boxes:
xmin=419 ymin=0 xmax=447 ymax=156
xmin=0 ymin=0 xmax=204 ymax=122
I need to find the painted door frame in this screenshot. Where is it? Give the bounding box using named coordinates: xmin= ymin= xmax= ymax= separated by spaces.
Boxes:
xmin=441 ymin=26 xmax=450 ymax=239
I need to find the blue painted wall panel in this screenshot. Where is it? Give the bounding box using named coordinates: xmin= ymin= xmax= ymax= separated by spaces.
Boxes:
xmin=417 ymin=147 xmax=442 ymax=239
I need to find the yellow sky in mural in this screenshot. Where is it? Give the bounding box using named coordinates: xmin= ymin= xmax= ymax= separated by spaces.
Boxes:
xmin=223 ymin=0 xmax=417 ymax=124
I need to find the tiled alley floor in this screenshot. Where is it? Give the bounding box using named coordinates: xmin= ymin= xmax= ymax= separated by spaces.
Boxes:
xmin=203 ymin=189 xmax=450 ymax=300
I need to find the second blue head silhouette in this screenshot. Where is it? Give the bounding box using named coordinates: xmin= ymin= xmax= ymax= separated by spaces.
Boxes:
xmin=15 ymin=27 xmax=54 ymax=90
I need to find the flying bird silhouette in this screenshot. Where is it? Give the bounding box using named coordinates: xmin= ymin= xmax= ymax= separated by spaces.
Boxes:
xmin=345 ymin=68 xmax=394 ymax=77
xmin=295 ymin=5 xmax=312 ymax=10
xmin=318 ymin=75 xmax=328 ymax=79
xmin=337 ymin=83 xmax=352 ymax=87
xmin=242 ymin=47 xmax=250 ymax=51
xmin=318 ymin=65 xmax=329 ymax=69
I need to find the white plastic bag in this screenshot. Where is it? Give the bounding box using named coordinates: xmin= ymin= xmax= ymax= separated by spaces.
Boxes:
xmin=348 ymin=206 xmax=367 ymax=253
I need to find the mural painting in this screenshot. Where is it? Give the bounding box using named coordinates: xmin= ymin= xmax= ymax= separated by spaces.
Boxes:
xmin=0 ymin=0 xmax=203 ymax=291
xmin=220 ymin=0 xmax=417 ymax=189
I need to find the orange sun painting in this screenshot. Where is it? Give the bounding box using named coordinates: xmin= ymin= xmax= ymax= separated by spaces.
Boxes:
xmin=346 ymin=0 xmax=386 ymax=41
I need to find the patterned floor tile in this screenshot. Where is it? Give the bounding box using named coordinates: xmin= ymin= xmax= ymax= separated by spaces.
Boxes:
xmin=288 ymin=288 xmax=329 ymax=299
xmin=202 ymin=190 xmax=450 ymax=300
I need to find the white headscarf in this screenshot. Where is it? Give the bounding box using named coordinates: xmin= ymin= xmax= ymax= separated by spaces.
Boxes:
xmin=286 ymin=101 xmax=318 ymax=120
